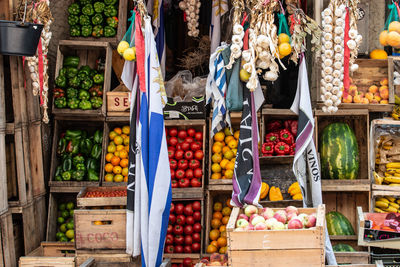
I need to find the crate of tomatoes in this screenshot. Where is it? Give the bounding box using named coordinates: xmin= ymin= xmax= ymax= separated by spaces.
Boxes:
xmin=77 ymin=186 xmax=127 ymax=207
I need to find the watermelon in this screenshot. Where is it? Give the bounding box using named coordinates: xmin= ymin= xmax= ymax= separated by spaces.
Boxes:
xmin=326 ymin=211 xmax=355 ymax=235
xmin=320 ymin=122 xmax=359 ymax=180
xmin=332 ymin=244 xmax=356 ymax=252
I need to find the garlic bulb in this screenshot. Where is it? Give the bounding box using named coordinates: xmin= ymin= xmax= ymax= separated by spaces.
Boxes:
xmin=179 ymin=0 xmax=200 ymax=37
xmin=347 ymin=40 xmax=356 ymax=50
xmin=233 ymin=24 xmax=244 ymax=35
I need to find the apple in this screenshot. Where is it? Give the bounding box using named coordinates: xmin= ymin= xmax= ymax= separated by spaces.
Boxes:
xmin=244 ymin=205 xmax=258 ymax=217
xmin=236 ymin=218 xmax=249 ymax=228
xmin=249 ymin=214 xmax=258 ymax=223
xmin=265 ymin=218 xmax=278 ymax=229
xmin=297 ymin=213 xmax=308 ymax=227
xmin=273 ymin=210 xmax=287 ymax=224
xmin=244 ymin=224 xmax=255 ymax=231
xmin=304 ymin=213 xmax=317 ymax=228
xmin=261 ymin=207 xmax=274 ymax=220
xmin=285 ymin=206 xmax=298 ymax=215
xmin=254 ymin=222 xmax=267 ymax=230
xmin=271 ymin=221 xmax=285 ymax=230
xmin=193 ymin=211 xmax=201 ymax=221
xmin=193 ymin=223 xmax=202 ymax=233
xmin=287 ymin=212 xmax=297 ymax=221
xmin=251 ymin=215 xmax=266 ymax=226
xmin=238 ymin=214 xmax=249 ymax=221
xmin=288 ymin=218 xmax=303 ymax=229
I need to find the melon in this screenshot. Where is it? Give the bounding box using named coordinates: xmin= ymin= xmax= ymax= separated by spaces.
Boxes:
xmin=332 ymin=244 xmax=356 ymax=252
xmin=326 ymin=211 xmax=355 ymax=236
xmin=320 ymin=122 xmax=359 ymax=180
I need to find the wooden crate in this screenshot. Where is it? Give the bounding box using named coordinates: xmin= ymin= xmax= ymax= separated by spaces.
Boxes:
xmin=0 ymin=55 xmax=7 ymax=216
xmin=315 ymin=109 xmax=370 ymax=192
xmin=19 ymin=242 xmax=75 ymax=267
xmin=74 ymin=209 xmax=126 ymax=250
xmin=77 ymin=186 xmax=127 ymax=208
xmin=334 ymin=252 xmax=370 ymax=265
xmin=388 ymin=56 xmax=400 ymax=104
xmin=226 ymin=205 xmax=325 ymax=267
xmin=165 ymin=120 xmax=206 ymax=199
xmin=52 ymin=40 xmax=112 ymax=117
xmin=49 ymin=119 xmax=105 ymax=188
xmin=106 ymin=88 xmax=130 ymax=117
xmin=0 ymin=211 xmax=16 ymax=267
xmin=68 ymin=0 xmax=128 ymax=46
xmin=75 ymin=250 xmax=138 ymax=266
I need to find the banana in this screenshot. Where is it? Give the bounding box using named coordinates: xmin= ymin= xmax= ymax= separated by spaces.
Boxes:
xmin=377 ymin=197 xmax=390 ymax=203
xmin=384 ymin=206 xmax=398 ymax=213
xmin=393 ymin=113 xmax=400 ymax=120
xmin=387 ymin=163 xmax=400 ymax=169
xmin=374 ymin=207 xmax=385 ymax=213
xmin=385 ymin=172 xmax=395 ymax=177
xmin=384 ymin=176 xmax=400 ymax=184
xmin=396 ymin=199 xmax=400 ymax=205
xmin=374 ymin=172 xmax=384 ymax=185
xmin=390 ymin=202 xmax=400 ymax=209
xmin=389 ymin=183 xmax=400 ymax=186
xmin=395 ymin=95 xmax=400 ymax=105
xmin=387 ymin=196 xmax=397 ymax=202
xmin=376 ymin=201 xmax=389 ymax=209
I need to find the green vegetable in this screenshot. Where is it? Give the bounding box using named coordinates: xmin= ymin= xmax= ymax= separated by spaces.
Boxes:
xmin=90 ymin=96 xmax=103 ymax=109
xmin=55 ymin=175 xmax=62 ymax=181
xmin=76 ymin=163 xmax=86 ymax=171
xmin=64 ymin=56 xmax=80 ymax=68
xmin=67 ymin=98 xmax=79 ymax=109
xmin=91 ymin=144 xmax=101 ymax=160
xmin=80 ymin=65 xmax=91 ymax=73
xmin=55 ymin=75 xmax=67 ymax=88
xmin=68 ymin=3 xmax=80 ymax=15
xmin=87 ymin=169 xmax=99 ymax=181
xmin=65 ymin=130 xmax=83 ymax=139
xmin=92 ymin=25 xmax=103 ymax=37
xmin=62 ymin=156 xmax=72 ymax=171
xmin=79 ymin=14 xmax=91 ymax=26
xmin=72 ymin=170 xmax=85 ymax=181
xmin=66 ymin=67 xmax=78 ymax=79
xmin=73 ymin=155 xmax=85 ymax=166
xmin=104 ymin=0 xmax=117 ymax=5
xmin=70 ymin=25 xmax=81 ymax=37
xmin=93 ymin=73 xmax=104 ymax=84
xmin=69 ymin=76 xmax=81 ymax=88
xmin=79 ymin=100 xmax=92 ymax=110
xmin=89 ymin=69 xmax=97 ymax=78
xmin=68 ymin=15 xmax=79 ymax=26
xmin=57 ymin=138 xmax=67 ymax=155
xmin=92 ymin=13 xmax=103 ymax=25
xmin=79 ymin=89 xmax=90 ymax=100
xmin=86 ymin=158 xmax=99 ymax=171
xmin=82 ymin=4 xmax=94 ymax=16
xmin=59 ymin=67 xmax=68 ymax=77
xmin=66 ymin=88 xmax=78 ymax=99
xmin=93 ymin=130 xmax=103 ymax=144
xmin=80 ymin=77 xmax=93 ymax=90
xmin=81 ymin=25 xmax=92 ymax=37
xmin=71 ymin=139 xmax=81 ymax=154
xmin=89 ymin=85 xmax=103 ymax=97
xmin=104 ymin=5 xmax=117 ymax=17
xmin=80 ymin=0 xmax=92 ymax=4
xmin=106 ymin=17 xmax=118 ymax=28
xmin=55 ymin=165 xmax=63 ymax=177
xmin=93 ymin=2 xmax=105 ymax=13
xmin=62 ymin=171 xmax=72 ymax=181
xmin=104 ymin=26 xmax=116 ymax=37
xmin=80 ymin=138 xmax=93 ymax=155
xmin=55 ymin=97 xmax=67 ymax=108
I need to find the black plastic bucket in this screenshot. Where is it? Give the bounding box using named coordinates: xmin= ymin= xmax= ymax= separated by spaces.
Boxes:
xmin=0 ymin=20 xmax=43 ymax=56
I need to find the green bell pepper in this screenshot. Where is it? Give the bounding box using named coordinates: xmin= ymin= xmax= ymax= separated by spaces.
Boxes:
xmin=89 ymin=69 xmax=97 ymax=78
xmin=79 ymin=89 xmax=90 ymax=100
xmin=89 ymin=85 xmax=103 ymax=97
xmin=68 ymin=15 xmax=79 ymax=26
xmin=104 ymin=26 xmax=116 ymax=37
xmin=67 ymin=98 xmax=80 ymax=109
xmin=78 ymin=67 xmax=90 ymax=80
xmin=70 ymin=25 xmax=81 ymax=37
xmin=104 ymin=5 xmax=117 ymax=17
xmin=79 ymin=14 xmax=91 ymax=26
xmin=93 ymin=130 xmax=103 ymax=144
xmin=92 ymin=25 xmax=103 ymax=37
xmin=73 ymin=155 xmax=85 ymax=166
xmin=62 ymin=171 xmax=72 ymax=181
xmin=69 ymin=76 xmax=81 ymax=88
xmin=76 ymin=163 xmax=86 ymax=171
xmin=80 ymin=0 xmax=92 ymax=4
xmin=63 ymin=56 xmax=80 ymax=68
xmin=66 ymin=88 xmax=78 ymax=99
xmin=66 ymin=67 xmax=78 ymax=79
xmin=59 ymin=67 xmax=68 ymax=77
xmin=86 ymin=158 xmax=99 ymax=171
xmin=87 ymin=169 xmax=99 ymax=181
xmin=57 ymin=137 xmax=67 ymax=156
xmin=80 ymin=65 xmax=91 ymax=73
xmin=82 ymin=4 xmax=94 ymax=16
xmin=81 ymin=25 xmax=92 ymax=37
xmin=55 ymin=75 xmax=67 ymax=88
xmin=93 ymin=73 xmax=104 ymax=84
xmin=91 ymin=144 xmax=102 ymax=160
xmin=68 ymin=3 xmax=80 ymax=15
xmin=55 ymin=175 xmax=62 ymax=181
xmin=92 ymin=13 xmax=103 ymax=25
xmin=80 ymin=77 xmax=93 ymax=90
xmin=65 ymin=130 xmax=83 ymax=140
xmin=106 ymin=17 xmax=118 ymax=28
xmin=80 ymin=138 xmax=93 ymax=155
xmin=72 ymin=170 xmax=85 ymax=181
xmin=55 ymin=165 xmax=63 ymax=177
xmin=90 ymin=96 xmax=103 ymax=109
xmin=55 ymin=97 xmax=67 ymax=108
xmin=62 ymin=156 xmax=72 ymax=171
xmin=93 ymin=2 xmax=105 ymax=13
xmin=104 ymin=0 xmax=117 ymax=5
xmin=79 ymin=100 xmax=92 ymax=110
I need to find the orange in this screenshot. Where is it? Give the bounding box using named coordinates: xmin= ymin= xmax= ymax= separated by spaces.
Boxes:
xmin=226 ymin=161 xmax=235 ymax=170
xmin=104 ymin=173 xmax=114 ymax=182
xmin=217 ymin=237 xmax=227 ymax=247
xmin=212 ymin=163 xmax=222 ymax=173
xmin=114 ymin=136 xmax=123 ymax=145
xmin=123 ymin=176 xmax=128 ymax=182
xmin=213 ymin=141 xmax=224 ymax=148
xmin=211 ymin=218 xmax=222 ymax=229
xmin=219 ymin=225 xmax=226 ymax=232
xmin=122 ymin=125 xmax=130 ymax=135
xmin=213 ymin=211 xmax=223 ymax=220
xmin=389 ymin=21 xmax=400 ymax=33
xmin=105 ymin=153 xmax=114 ymax=162
xmin=209 ymin=229 xmax=220 ymax=241
xmin=225 ymin=136 xmax=234 ymax=144
xmin=111 ymin=156 xmax=121 ymax=166
xmin=125 ymin=145 xmax=129 ymax=151
xmin=222 ymin=207 xmax=232 ymax=216
xmin=114 ymin=151 xmax=120 ymax=157
xmin=105 ymin=163 xmax=114 ymax=173
xmin=220 ymin=159 xmax=229 ymax=169
xmin=234 ymin=130 xmax=240 ymax=140
xmin=380 ymin=30 xmax=389 ymax=46
xmin=222 ymin=146 xmax=230 ymax=154
xmin=219 ymin=246 xmax=227 ymax=254
xmin=212 ymin=145 xmax=222 ymax=154
xmin=107 ymin=144 xmax=116 ymax=153
xmin=387 ymin=32 xmax=400 ymax=48
xmin=122 ymin=167 xmax=129 ymax=176
xmin=228 ymin=140 xmax=237 ymax=149
xmin=279 ymin=43 xmax=292 ymax=57
xmin=114 ymin=127 xmax=122 ymax=135
xmin=206 ymin=244 xmax=218 ymax=254
xmin=222 ymin=216 xmax=230 ymax=225
xmin=113 ymin=166 xmax=122 ymax=174
xmin=224 ymin=128 xmax=232 ymax=136
xmin=119 ymin=150 xmax=128 ymax=159
xmin=123 ymin=137 xmax=129 ymax=146
xmin=109 ymin=131 xmax=118 ymax=140
xmin=225 ymin=169 xmax=233 ymax=179
xmin=116 ymin=145 xmax=125 ymax=151
xmin=94 ymin=221 xmax=104 ymax=225
xmin=223 ymin=150 xmax=234 ymax=160
xmin=213 ymin=202 xmax=223 ymax=211
xmin=214 ymin=132 xmax=225 ymax=142
xmin=226 ymin=198 xmax=233 ymax=208
xmin=212 ymin=153 xmax=222 ymax=163
xmin=120 ymin=134 xmax=128 ymax=139
xmin=120 ymin=158 xmax=129 ymax=168
xmin=211 ymin=173 xmax=221 ymax=180
xmin=210 ymin=241 xmax=218 ymax=248
xmin=114 ymin=174 xmax=124 ymax=182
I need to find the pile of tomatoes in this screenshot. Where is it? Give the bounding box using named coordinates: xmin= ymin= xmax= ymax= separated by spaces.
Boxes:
xmin=83 ymin=189 xmax=127 ymax=198
xmin=165 ymin=201 xmax=202 ymax=254
xmin=167 ymin=127 xmax=204 ymax=188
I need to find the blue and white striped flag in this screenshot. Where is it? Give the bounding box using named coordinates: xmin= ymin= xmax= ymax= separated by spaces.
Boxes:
xmin=152 ymin=0 xmax=166 ymax=78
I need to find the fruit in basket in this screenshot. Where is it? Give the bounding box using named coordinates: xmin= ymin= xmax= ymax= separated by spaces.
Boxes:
xmin=211 ymin=128 xmax=239 ymax=179
xmin=326 ymin=211 xmax=355 ymax=235
xmin=105 ymin=126 xmax=130 ymax=182
xmin=320 ymin=123 xmax=359 ymax=180
xmin=332 ymin=244 xmax=356 ymax=252
xmin=287 ymin=218 xmax=303 ymax=229
xmin=56 ymin=201 xmax=75 ymax=242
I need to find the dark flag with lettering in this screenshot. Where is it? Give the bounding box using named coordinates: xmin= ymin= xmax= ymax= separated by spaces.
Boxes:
xmin=231 ymin=87 xmax=262 ymax=207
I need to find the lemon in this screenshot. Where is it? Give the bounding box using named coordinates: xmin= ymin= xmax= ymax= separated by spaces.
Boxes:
xmin=223 ymin=150 xmax=234 ymax=160
xmin=117 ymin=41 xmax=130 ymax=55
xmin=279 ymin=43 xmax=292 ymax=58
xmin=224 ymin=128 xmax=232 ymax=136
xmin=239 ymin=69 xmax=251 ymax=82
xmin=278 ymin=33 xmax=290 ymax=45
xmin=123 ymin=47 xmax=136 ymax=61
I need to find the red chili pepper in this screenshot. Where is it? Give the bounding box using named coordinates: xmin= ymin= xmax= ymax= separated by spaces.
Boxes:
xmin=261 ymin=142 xmax=275 ymax=155
xmin=265 ymin=132 xmax=279 ymax=144
xmin=279 ymin=129 xmax=294 ymax=145
xmin=266 ymin=120 xmax=282 ymax=132
xmin=290 ymin=144 xmax=296 ymax=155
xmin=274 ymin=142 xmax=290 ymax=155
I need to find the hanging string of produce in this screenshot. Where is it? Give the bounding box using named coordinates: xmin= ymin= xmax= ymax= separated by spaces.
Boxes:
xmin=179 ymin=0 xmax=201 ymax=37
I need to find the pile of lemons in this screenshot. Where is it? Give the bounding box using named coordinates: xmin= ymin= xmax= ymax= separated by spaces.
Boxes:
xmin=211 ymin=128 xmax=239 ymax=180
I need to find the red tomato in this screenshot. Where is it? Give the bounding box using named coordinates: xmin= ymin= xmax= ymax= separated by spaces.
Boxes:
xmin=190 ymin=178 xmax=201 ymax=187
xmin=193 ymin=168 xmax=202 ymax=178
xmin=181 ymin=142 xmax=190 ymax=151
xmin=194 ymin=150 xmax=204 ymax=160
xmin=170 ymin=203 xmax=174 ymax=213
xmin=183 ymin=245 xmax=192 ymax=254
xmin=173 ymin=225 xmax=184 ymax=235
xmin=176 ymin=143 xmax=182 ymax=150
xmin=176 ymin=214 xmax=186 ymax=225
xmin=187 ymin=128 xmax=196 ymax=137
xmin=169 ymin=128 xmax=178 ymax=137
xmin=175 ymin=169 xmax=185 ymax=180
xmin=171 ymin=180 xmax=178 ymax=188
xmin=178 ymin=130 xmax=187 ymax=140
xmin=169 ymin=214 xmax=176 ymax=224
xmin=175 ymin=203 xmax=184 ymax=215
xmin=167 ymin=224 xmax=173 ymax=234
xmin=170 ymin=169 xmax=175 ymax=179
xmin=166 ymin=234 xmax=174 ymax=245
xmin=192 ymin=201 xmax=201 ymax=211
xmin=178 ymin=178 xmax=190 ymax=188
xmin=182 ymin=257 xmax=193 ymax=267
xmin=193 ymin=223 xmax=202 ymax=233
xmin=178 ymin=160 xmax=188 ymax=170
xmin=184 ymin=204 xmax=193 ymax=216
xmin=168 ymin=147 xmax=175 ymax=159
xmin=185 ymin=216 xmax=194 ymax=225
xmin=184 ymin=137 xmax=194 ymax=144
xmin=184 ymin=225 xmax=193 ymax=235
xmin=165 ymin=245 xmax=174 ymax=253
xmin=185 ymin=169 xmax=194 ymax=179
xmin=189 ymin=159 xmax=200 ymax=169
xmin=174 ymin=245 xmax=183 ymax=253
xmin=174 ymin=235 xmax=184 ymax=245
xmin=194 ymin=210 xmax=203 ymax=222
xmin=175 ymin=150 xmax=184 ymax=160
xmin=184 ymin=151 xmax=194 ymax=160
xmin=169 ymin=137 xmax=178 ymax=147
xmin=184 ymin=235 xmax=193 ymax=245
xmin=191 ymin=243 xmax=200 ymax=252
xmin=194 ymin=132 xmax=203 ymax=141
xmin=169 ymin=159 xmax=178 ymax=170
xmin=190 ymin=142 xmax=201 ymax=152
xmin=192 ymin=232 xmax=201 ymax=242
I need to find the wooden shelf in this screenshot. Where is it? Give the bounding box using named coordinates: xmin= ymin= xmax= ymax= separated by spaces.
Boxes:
xmin=322 ymin=180 xmax=370 ymax=192
xmin=329 ymin=235 xmax=358 ymax=241
xmin=165 ymin=119 xmax=206 ymax=126
xmin=372 ymin=184 xmax=400 ymax=192
xmin=207 ymin=184 xmax=233 ymax=191
xmin=208 ymin=180 xmax=232 ymax=188
xmin=50 ymin=186 xmax=83 ymax=193
xmin=172 ymin=188 xmax=204 ymax=199
xmin=259 ymin=155 xmax=294 ymax=165
xmin=317 ymin=102 xmax=394 ymax=112
xmin=261 ymin=108 xmax=297 ymax=116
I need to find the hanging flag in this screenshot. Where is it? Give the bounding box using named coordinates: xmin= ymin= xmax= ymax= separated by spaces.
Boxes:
xmin=210 ymin=0 xmax=228 ymax=53
xmin=291 ymin=55 xmax=337 ymax=265
xmin=152 ymin=0 xmax=166 ymax=77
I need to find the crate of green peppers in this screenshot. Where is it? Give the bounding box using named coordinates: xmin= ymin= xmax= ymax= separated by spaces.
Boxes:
xmin=67 ymin=0 xmax=127 ymax=43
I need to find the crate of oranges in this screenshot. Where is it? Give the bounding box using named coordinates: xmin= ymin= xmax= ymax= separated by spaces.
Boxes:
xmin=103 ymin=124 xmax=130 ymax=184
xmin=205 ymin=192 xmax=232 ymax=254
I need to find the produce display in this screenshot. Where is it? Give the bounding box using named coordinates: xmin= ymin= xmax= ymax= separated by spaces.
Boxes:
xmin=342 ymin=78 xmax=389 ymax=105
xmin=206 ymin=198 xmax=232 ymax=254
xmin=198 ymin=254 xmax=228 ymax=266
xmin=54 ymin=129 xmax=102 ymax=182
xmin=261 ymin=120 xmax=297 ymax=157
xmin=332 ymin=244 xmax=356 ymax=252
xmin=234 ymin=206 xmax=316 ymax=231
xmin=374 ymin=196 xmax=400 ymax=213
xmin=259 ymin=182 xmax=302 ymax=201
xmin=288 ymin=182 xmax=302 ymax=200
xmin=104 ymin=125 xmax=130 ymax=183
xmin=67 ymin=0 xmax=118 ymax=38
xmin=167 ymin=127 xmax=204 ymax=188
xmin=319 ymin=122 xmax=359 ymax=180
xmin=55 ymin=201 xmax=75 ymax=242
xmin=171 ymin=258 xmax=195 ymax=267
xmin=374 ymin=133 xmax=400 ymax=186
xmin=54 ymin=56 xmax=104 ymax=110
xmin=380 ymin=21 xmax=400 ymax=50
xmin=326 ymin=211 xmax=355 ymax=235
xmin=165 ymin=201 xmax=202 ymax=254
xmin=83 ymin=189 xmax=127 ymax=198
xmin=210 ymin=128 xmax=239 ymax=180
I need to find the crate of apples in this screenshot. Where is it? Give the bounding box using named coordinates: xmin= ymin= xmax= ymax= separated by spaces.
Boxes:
xmin=197 ymin=254 xmax=228 ymax=266
xmin=211 ymin=128 xmax=239 ymax=180
xmin=165 ymin=201 xmax=202 ymax=254
xmin=342 ymin=78 xmax=389 ymax=105
xmin=207 ymin=199 xmax=232 ymax=254
xmin=104 ymin=125 xmax=130 ymax=183
xmin=167 ymin=127 xmax=204 ymax=188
